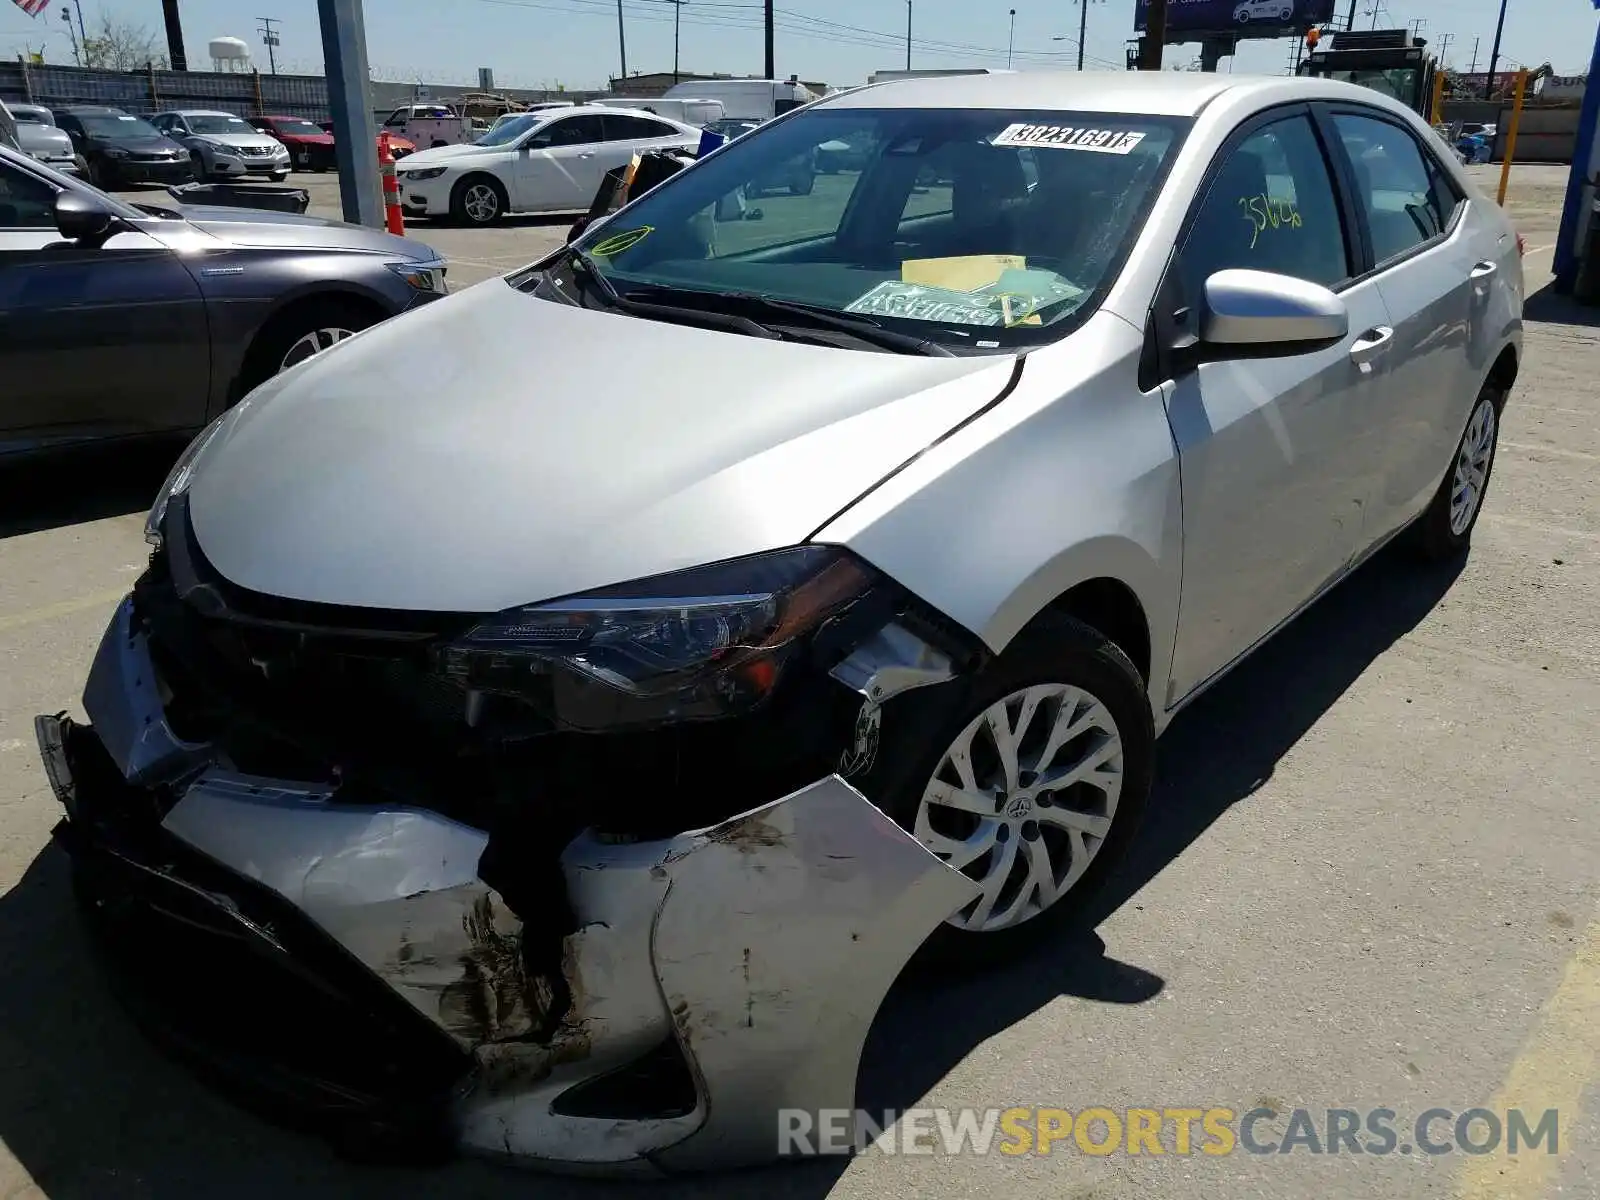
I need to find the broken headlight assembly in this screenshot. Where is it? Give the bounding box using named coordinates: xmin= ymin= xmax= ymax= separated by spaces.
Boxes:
xmin=144 ymin=413 xmax=228 ymax=550
xmin=440 ymin=546 xmax=877 ymax=732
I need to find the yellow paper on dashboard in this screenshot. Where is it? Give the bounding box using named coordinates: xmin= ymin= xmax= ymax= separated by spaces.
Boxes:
xmin=901 ymin=254 xmax=1025 ymax=292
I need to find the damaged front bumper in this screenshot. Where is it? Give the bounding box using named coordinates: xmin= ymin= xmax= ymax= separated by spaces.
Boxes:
xmin=36 ymin=596 xmax=980 ymax=1174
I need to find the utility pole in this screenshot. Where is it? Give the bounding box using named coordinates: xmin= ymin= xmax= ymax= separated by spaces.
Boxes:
xmin=256 ymin=16 xmax=280 ymax=74
xmin=161 ymin=0 xmax=187 ymax=69
xmin=615 ymin=0 xmax=626 ymax=81
xmin=1076 ymin=0 xmax=1088 ymax=70
xmin=1435 ymin=31 xmax=1451 ymax=67
xmin=763 ymin=0 xmax=773 ymax=77
xmin=1139 ymin=0 xmax=1166 ymax=69
xmin=904 ymin=0 xmax=911 ymax=70
xmin=1007 ymin=8 xmax=1015 ymax=69
xmin=60 ymin=6 xmax=79 ymax=65
xmin=1483 ymin=0 xmax=1508 ymax=99
xmin=1468 ymin=35 xmax=1479 ymax=77
xmin=667 ymin=0 xmax=686 ymax=84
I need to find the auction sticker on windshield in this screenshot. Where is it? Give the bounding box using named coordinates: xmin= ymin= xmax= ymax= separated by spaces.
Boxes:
xmin=991 ymin=123 xmax=1146 ymax=155
xmin=845 ymin=281 xmax=1008 ymax=326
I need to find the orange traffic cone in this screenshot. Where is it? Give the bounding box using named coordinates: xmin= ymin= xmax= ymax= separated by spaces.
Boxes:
xmin=379 ymin=132 xmax=405 ymax=236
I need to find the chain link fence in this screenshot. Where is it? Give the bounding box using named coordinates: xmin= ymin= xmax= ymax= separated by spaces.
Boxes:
xmin=1 ymin=60 xmax=601 ymax=124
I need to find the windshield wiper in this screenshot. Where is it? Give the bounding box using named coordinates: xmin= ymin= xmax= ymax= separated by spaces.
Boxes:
xmin=563 ymin=246 xmax=780 ymax=340
xmin=620 ymin=284 xmax=955 ymax=357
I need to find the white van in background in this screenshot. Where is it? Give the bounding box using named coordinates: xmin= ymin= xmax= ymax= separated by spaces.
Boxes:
xmin=589 ymin=96 xmax=725 ymax=127
xmin=660 ymin=77 xmax=818 ymax=121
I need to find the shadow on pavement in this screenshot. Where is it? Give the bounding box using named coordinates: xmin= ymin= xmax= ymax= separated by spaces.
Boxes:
xmin=0 ymin=440 xmax=182 ymax=541
xmin=1523 ymin=279 xmax=1600 ymax=327
xmin=0 ymin=542 xmax=1463 ymax=1198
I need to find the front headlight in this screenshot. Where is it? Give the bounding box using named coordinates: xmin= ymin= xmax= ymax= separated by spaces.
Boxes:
xmin=144 ymin=415 xmax=227 ymax=548
xmin=441 ymin=546 xmax=878 ymax=731
xmin=402 ymin=166 xmax=447 ymax=181
xmin=386 ymin=258 xmax=448 ymax=293
xmin=103 ymin=147 xmax=129 ymax=159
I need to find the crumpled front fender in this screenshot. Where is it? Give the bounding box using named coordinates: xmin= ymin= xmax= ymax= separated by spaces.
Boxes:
xmin=161 ymin=771 xmax=981 ymax=1174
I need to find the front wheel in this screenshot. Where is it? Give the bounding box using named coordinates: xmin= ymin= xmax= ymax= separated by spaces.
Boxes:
xmin=238 ymin=296 xmax=380 ymax=395
xmin=1412 ymin=381 xmax=1503 ymax=560
xmin=450 ymin=175 xmax=506 ymax=226
xmin=858 ymin=613 xmax=1154 ymax=970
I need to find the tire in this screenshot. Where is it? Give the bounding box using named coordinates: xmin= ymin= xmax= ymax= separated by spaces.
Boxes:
xmin=450 ymin=174 xmax=507 ymax=226
xmin=855 ymin=612 xmax=1154 ymax=970
xmin=1412 ymin=380 xmax=1504 ymax=561
xmin=239 ymin=296 xmax=381 ymax=395
xmin=189 ymin=150 xmax=208 ymax=178
xmin=87 ymin=156 xmax=114 ymax=190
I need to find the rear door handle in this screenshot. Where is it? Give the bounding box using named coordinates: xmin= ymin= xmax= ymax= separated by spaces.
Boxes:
xmin=1471 ymin=260 xmax=1499 ymax=280
xmin=1350 ymin=325 xmax=1394 ymax=364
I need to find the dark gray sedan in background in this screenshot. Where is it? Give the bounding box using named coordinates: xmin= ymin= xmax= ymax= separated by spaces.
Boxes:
xmin=0 ymin=144 xmax=448 ymax=458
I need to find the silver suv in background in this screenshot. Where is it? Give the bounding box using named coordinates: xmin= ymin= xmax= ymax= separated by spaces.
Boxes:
xmin=0 ymin=99 xmax=80 ymax=175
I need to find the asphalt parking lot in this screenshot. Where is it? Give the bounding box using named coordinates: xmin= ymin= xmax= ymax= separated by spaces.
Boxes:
xmin=1 ymin=164 xmax=1595 ymax=1200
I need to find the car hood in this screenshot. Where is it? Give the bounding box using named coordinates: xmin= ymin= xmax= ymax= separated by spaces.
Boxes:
xmin=16 ymin=125 xmax=73 ymax=156
xmin=195 ymin=132 xmax=284 ymax=152
xmin=274 ymin=130 xmax=334 ymax=145
xmin=185 ymin=280 xmax=1021 ymax=612
xmin=157 ymin=205 xmax=428 ymax=256
xmin=400 ymin=143 xmax=502 ymax=167
xmin=91 ymin=133 xmax=183 ymax=153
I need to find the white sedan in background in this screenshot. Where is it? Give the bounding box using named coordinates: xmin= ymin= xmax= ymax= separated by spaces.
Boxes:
xmin=395 ymin=106 xmax=701 ymax=226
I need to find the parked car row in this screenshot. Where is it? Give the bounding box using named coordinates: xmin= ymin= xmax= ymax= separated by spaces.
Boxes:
xmin=0 ymin=99 xmax=82 ymax=175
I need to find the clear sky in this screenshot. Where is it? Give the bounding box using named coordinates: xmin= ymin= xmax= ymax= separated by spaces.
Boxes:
xmin=2 ymin=0 xmax=1594 ymax=93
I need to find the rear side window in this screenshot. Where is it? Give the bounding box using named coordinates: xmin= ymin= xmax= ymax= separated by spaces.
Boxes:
xmin=603 ymin=114 xmax=679 ymax=141
xmin=1179 ymin=113 xmax=1350 ymax=297
xmin=1330 ymin=112 xmax=1453 ymax=264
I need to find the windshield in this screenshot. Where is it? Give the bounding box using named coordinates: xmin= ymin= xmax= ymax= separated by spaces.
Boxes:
xmin=187 ymin=114 xmax=253 ymax=134
xmin=571 ymin=106 xmax=1185 ymax=350
xmin=77 ymin=112 xmax=165 ymax=138
xmin=1319 ymin=67 xmax=1420 ymax=103
xmin=477 ymin=113 xmax=541 ymax=146
xmin=13 ymin=109 xmax=48 ymax=125
xmin=272 ymin=118 xmax=325 ymax=137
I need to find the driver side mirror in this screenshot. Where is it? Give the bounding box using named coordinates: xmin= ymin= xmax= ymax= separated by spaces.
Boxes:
xmin=1199 ymin=268 xmax=1348 ymax=358
xmin=55 ymin=190 xmax=116 ymax=244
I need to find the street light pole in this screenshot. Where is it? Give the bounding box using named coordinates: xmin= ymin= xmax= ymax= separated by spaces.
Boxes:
xmin=905 ymin=0 xmax=911 ymax=70
xmin=1483 ymin=0 xmax=1509 ymax=100
xmin=1076 ymin=0 xmax=1088 ymax=70
xmin=1007 ymin=9 xmax=1016 ymax=69
xmin=669 ymin=0 xmax=686 ymax=84
xmin=616 ymin=0 xmax=627 ymax=82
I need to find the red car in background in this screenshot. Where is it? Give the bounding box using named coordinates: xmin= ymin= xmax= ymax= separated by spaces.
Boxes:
xmin=246 ymin=115 xmax=414 ymax=172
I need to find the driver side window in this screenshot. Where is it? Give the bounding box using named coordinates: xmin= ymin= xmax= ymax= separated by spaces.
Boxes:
xmin=0 ymin=160 xmax=60 ymax=229
xmin=1178 ymin=113 xmax=1349 ymax=305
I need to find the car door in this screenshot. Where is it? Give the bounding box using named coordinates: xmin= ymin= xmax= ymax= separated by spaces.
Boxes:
xmin=1321 ymin=106 xmax=1484 ymax=544
xmin=1161 ymin=107 xmax=1398 ymax=702
xmin=0 ymin=156 xmax=209 ymax=443
xmin=514 ymin=113 xmax=609 ymax=211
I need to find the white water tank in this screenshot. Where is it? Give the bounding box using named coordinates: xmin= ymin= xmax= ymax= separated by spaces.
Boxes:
xmin=210 ymin=36 xmax=252 ymax=72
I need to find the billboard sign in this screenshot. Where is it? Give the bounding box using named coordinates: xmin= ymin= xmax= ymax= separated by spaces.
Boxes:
xmin=1135 ymin=0 xmax=1336 ymax=38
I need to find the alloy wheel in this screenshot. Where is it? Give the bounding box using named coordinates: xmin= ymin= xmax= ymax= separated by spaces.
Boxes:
xmin=463 ymin=182 xmax=500 ymax=223
xmin=1449 ymin=395 xmax=1497 ymax=536
xmin=279 ymin=326 xmax=355 ymax=372
xmin=914 ymin=682 xmax=1124 ymax=933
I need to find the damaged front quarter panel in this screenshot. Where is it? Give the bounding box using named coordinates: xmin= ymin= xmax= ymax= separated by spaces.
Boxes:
xmin=159 ymin=767 xmax=980 ymax=1174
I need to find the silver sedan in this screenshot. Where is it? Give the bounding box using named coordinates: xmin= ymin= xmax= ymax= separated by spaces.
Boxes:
xmin=37 ymin=70 xmax=1523 ymax=1172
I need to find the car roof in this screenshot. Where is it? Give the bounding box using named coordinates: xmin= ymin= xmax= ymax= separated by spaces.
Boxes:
xmin=818 ymin=70 xmax=1416 ymax=119
xmin=167 ymin=109 xmax=243 ymax=117
xmin=57 ymin=105 xmax=128 ymax=114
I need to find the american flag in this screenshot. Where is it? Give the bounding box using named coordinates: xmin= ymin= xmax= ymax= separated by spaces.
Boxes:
xmin=13 ymin=0 xmax=51 ymax=15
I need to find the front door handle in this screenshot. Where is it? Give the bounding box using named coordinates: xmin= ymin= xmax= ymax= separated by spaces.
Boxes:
xmin=1350 ymin=325 xmax=1394 ymax=365
xmin=1470 ymin=260 xmax=1499 ymax=280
